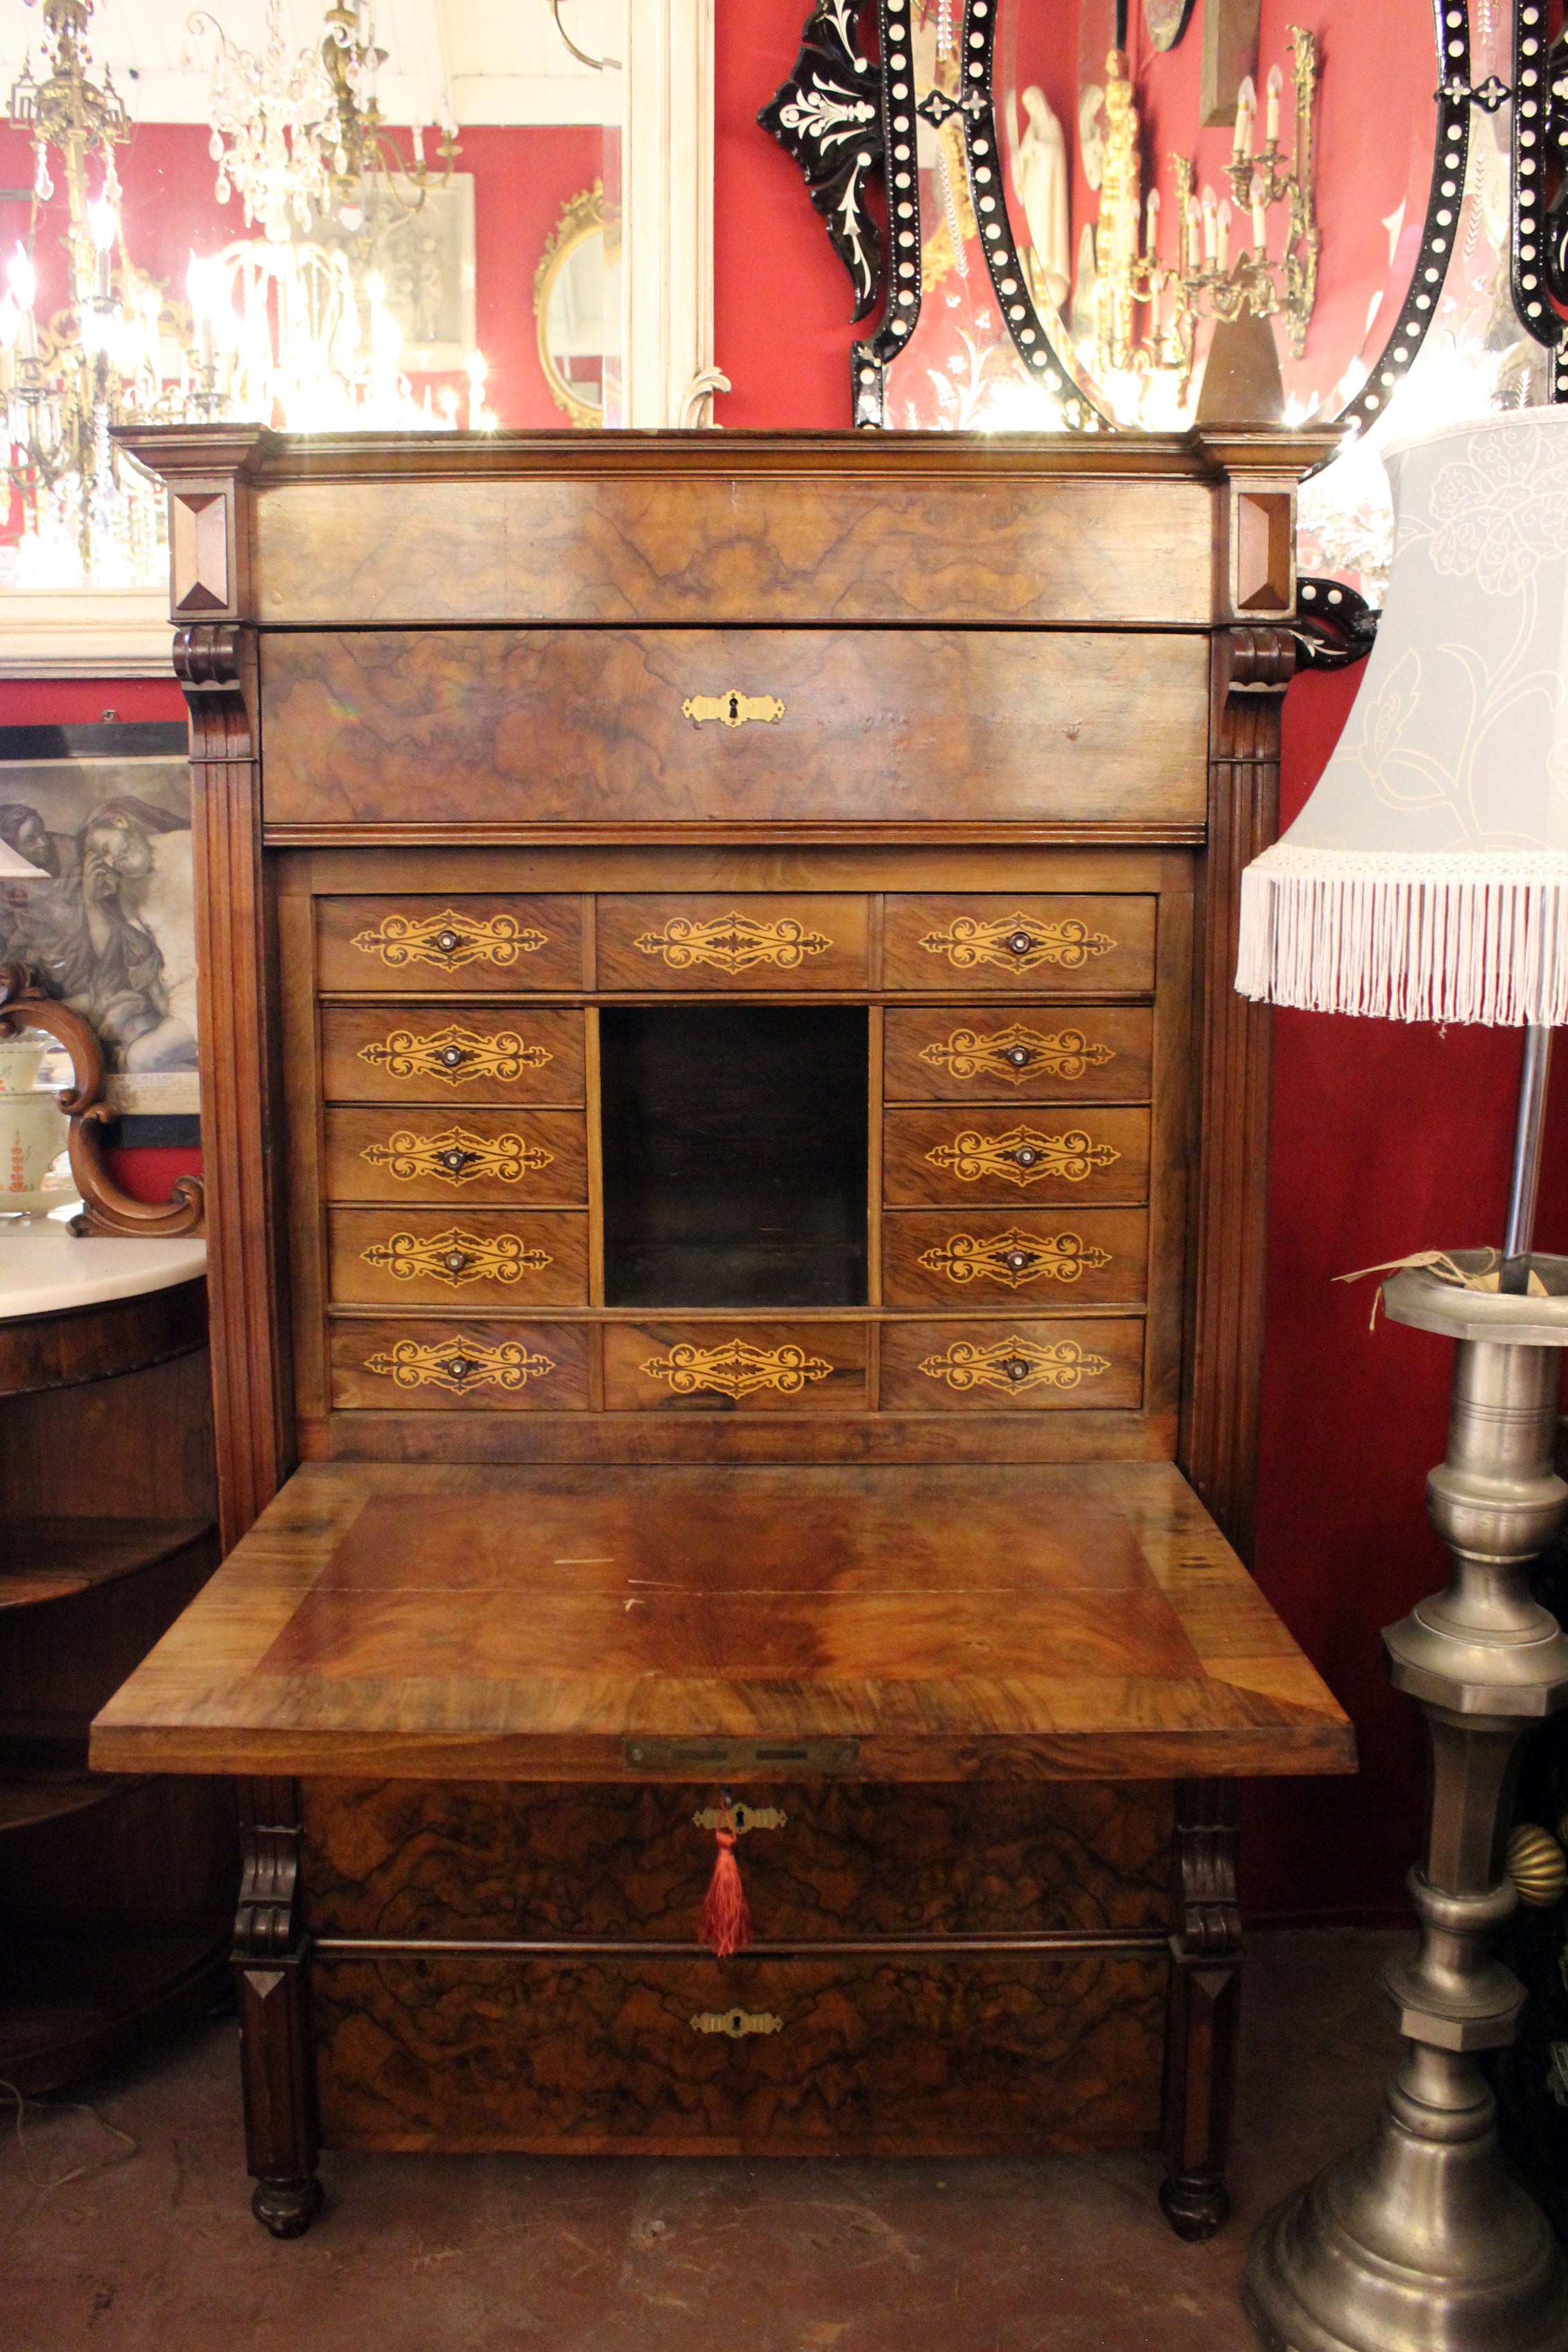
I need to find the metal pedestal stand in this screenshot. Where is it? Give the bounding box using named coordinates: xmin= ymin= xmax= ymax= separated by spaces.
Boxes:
xmin=1245 ymin=1256 xmax=1568 ymax=2352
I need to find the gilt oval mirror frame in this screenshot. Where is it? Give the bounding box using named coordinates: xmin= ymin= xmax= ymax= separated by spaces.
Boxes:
xmin=761 ymin=0 xmax=1567 ymax=439
xmin=534 ymin=182 xmax=618 ymax=430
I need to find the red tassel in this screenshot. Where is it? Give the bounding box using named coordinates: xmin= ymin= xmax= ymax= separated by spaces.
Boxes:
xmin=701 ymin=1824 xmax=752 ymax=1958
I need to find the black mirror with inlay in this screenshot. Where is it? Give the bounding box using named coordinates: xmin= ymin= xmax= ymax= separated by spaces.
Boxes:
xmin=599 ymin=1005 xmax=869 ymax=1308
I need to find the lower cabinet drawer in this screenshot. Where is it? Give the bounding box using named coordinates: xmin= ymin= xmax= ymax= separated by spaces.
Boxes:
xmin=328 ymin=1209 xmax=590 ymax=1306
xmin=604 ymin=1321 xmax=869 ymax=1412
xmin=311 ymin=1947 xmax=1167 ymax=2156
xmin=330 ymin=1319 xmax=590 ymax=1410
xmin=882 ymin=1209 xmax=1149 ymax=1310
xmin=879 ymin=1318 xmax=1144 ymax=1411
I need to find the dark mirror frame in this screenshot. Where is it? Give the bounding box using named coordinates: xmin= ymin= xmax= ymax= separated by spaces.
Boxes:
xmin=763 ymin=0 xmax=1567 ymax=434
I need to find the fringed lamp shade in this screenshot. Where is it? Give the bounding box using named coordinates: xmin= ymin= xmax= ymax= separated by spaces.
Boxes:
xmin=1237 ymin=409 xmax=1568 ymax=1026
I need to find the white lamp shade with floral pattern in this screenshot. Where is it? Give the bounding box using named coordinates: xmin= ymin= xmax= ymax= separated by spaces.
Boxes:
xmin=1237 ymin=408 xmax=1568 ymax=1025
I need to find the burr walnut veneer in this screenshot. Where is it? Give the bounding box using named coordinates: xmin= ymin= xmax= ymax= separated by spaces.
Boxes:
xmin=96 ymin=426 xmax=1352 ymax=2240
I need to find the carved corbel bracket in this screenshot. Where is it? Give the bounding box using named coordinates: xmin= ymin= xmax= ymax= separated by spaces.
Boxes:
xmin=235 ymin=1778 xmax=321 ymax=2238
xmin=0 ymin=962 xmax=204 ymax=1239
xmin=1160 ymin=1779 xmax=1243 ymax=2240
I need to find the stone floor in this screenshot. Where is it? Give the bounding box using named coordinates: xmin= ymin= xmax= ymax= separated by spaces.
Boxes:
xmin=3 ymin=1929 xmax=1404 ymax=2352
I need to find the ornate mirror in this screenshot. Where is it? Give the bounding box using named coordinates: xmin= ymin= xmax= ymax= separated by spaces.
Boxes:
xmin=763 ymin=0 xmax=1540 ymax=454
xmin=534 ymin=183 xmax=621 ymax=428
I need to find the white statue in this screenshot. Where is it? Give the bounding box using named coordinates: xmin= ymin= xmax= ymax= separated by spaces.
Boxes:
xmin=1079 ymin=83 xmax=1107 ymax=193
xmin=1008 ymin=84 xmax=1071 ymax=314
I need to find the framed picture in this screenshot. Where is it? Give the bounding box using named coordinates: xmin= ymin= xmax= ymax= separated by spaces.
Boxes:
xmin=0 ymin=720 xmax=198 ymax=1136
xmin=308 ymin=177 xmax=478 ymax=372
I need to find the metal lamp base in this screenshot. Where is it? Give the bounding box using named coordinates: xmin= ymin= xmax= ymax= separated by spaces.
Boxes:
xmin=1244 ymin=1257 xmax=1568 ymax=2352
xmin=1246 ymin=2077 xmax=1567 ymax=2352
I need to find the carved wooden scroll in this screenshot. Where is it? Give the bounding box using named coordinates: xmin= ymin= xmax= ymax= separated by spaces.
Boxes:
xmin=0 ymin=962 xmax=204 ymax=1239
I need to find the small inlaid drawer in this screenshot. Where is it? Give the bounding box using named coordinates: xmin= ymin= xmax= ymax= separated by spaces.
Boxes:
xmin=882 ymin=1210 xmax=1149 ymax=1310
xmin=884 ymin=897 xmax=1156 ymax=994
xmin=879 ymin=1318 xmax=1144 ymax=1412
xmin=603 ymin=1321 xmax=868 ymax=1412
xmin=882 ymin=1107 xmax=1149 ymax=1208
xmin=595 ymin=895 xmax=869 ymax=992
xmin=324 ymin=1108 xmax=588 ymax=1205
xmin=328 ymin=1209 xmax=589 ymax=1307
xmin=315 ymin=896 xmax=583 ymax=993
xmin=330 ymin=1319 xmax=590 ymax=1411
xmin=320 ymin=1006 xmax=586 ymax=1105
xmin=884 ymin=1006 xmax=1153 ymax=1102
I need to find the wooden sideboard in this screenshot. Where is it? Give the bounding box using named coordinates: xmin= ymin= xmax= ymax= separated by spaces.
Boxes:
xmin=95 ymin=426 xmax=1353 ymax=2240
xmin=0 ymin=1232 xmax=232 ymax=2090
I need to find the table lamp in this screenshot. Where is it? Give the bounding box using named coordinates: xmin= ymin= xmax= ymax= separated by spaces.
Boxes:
xmin=1239 ymin=407 xmax=1568 ymax=2352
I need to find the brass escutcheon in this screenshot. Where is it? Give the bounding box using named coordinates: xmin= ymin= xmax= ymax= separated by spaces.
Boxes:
xmin=682 ymin=691 xmax=785 ymax=727
xmin=690 ymin=2009 xmax=785 ymax=2039
xmin=692 ymin=1804 xmax=788 ymax=1835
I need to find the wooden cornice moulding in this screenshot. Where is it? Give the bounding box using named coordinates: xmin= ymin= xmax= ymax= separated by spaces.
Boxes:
xmin=114 ymin=422 xmax=1345 ymax=490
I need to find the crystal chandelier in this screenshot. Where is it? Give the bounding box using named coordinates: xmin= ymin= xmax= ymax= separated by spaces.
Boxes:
xmin=185 ymin=0 xmax=336 ymax=245
xmin=187 ymin=0 xmax=458 ymax=251
xmin=182 ymin=1 xmax=487 ymax=434
xmin=0 ymin=0 xmax=186 ymax=587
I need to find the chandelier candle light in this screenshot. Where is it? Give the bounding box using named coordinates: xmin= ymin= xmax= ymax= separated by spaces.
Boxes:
xmin=1238 ymin=409 xmax=1568 ymax=2352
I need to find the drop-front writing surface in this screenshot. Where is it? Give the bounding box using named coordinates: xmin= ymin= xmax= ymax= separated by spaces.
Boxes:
xmin=104 ymin=424 xmax=1349 ymax=2226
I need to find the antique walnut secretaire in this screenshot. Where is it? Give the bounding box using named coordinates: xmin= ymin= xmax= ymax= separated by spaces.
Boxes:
xmin=92 ymin=426 xmax=1354 ymax=2238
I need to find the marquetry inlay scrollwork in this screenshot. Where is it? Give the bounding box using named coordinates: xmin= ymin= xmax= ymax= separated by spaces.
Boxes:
xmin=361 ymin=1336 xmax=557 ymax=1394
xmin=356 ymin=1025 xmax=552 ymax=1087
xmin=925 ymin=1125 xmax=1121 ymax=1187
xmin=918 ymin=913 xmax=1115 ymax=973
xmin=349 ymin=908 xmax=548 ymax=972
xmin=919 ymin=1023 xmax=1117 ymax=1087
xmin=917 ymin=1335 xmax=1113 ymax=1395
xmin=917 ymin=1229 xmax=1112 ymax=1290
xmin=359 ymin=1125 xmax=552 ymax=1187
xmin=360 ymin=1226 xmax=553 ymax=1288
xmin=641 ymin=1338 xmax=835 ymax=1399
xmin=634 ymin=912 xmax=831 ymax=974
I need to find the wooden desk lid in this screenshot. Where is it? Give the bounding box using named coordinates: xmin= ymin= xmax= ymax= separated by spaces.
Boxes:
xmin=89 ymin=1464 xmax=1353 ymax=1783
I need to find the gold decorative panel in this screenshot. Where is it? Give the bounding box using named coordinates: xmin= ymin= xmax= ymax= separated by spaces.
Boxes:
xmin=681 ymin=692 xmax=786 ymax=727
xmin=360 ymin=1227 xmax=553 ymax=1288
xmin=357 ymin=1025 xmax=552 ymax=1087
xmin=919 ymin=1024 xmax=1117 ymax=1087
xmin=917 ymin=1336 xmax=1113 ymax=1395
xmin=634 ymin=912 xmax=831 ymax=975
xmin=641 ymin=1338 xmax=835 ymax=1399
xmin=361 ymin=1336 xmax=557 ymax=1394
xmin=360 ymin=1126 xmax=552 ymax=1187
xmin=918 ymin=913 xmax=1115 ymax=974
xmin=925 ymin=1127 xmax=1122 ymax=1187
xmin=350 ymin=909 xmax=548 ymax=972
xmin=917 ymin=1229 xmax=1113 ymax=1290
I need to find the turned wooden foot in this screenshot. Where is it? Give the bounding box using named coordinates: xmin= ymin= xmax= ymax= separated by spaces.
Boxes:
xmin=252 ymin=2173 xmax=323 ymax=2238
xmin=1160 ymin=2165 xmax=1231 ymax=2240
